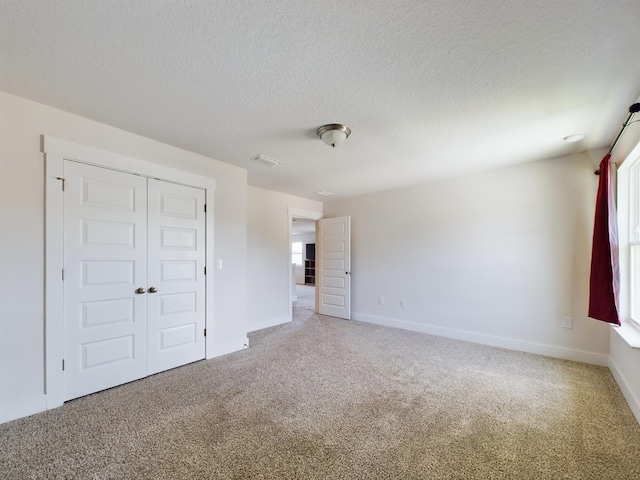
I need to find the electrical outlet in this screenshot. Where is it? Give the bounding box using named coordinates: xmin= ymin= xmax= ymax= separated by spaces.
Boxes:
xmin=400 ymin=300 xmax=406 ymax=308
xmin=378 ymin=297 xmax=385 ymax=306
xmin=562 ymin=317 xmax=573 ymax=329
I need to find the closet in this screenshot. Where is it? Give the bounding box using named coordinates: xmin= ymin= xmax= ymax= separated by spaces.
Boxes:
xmin=63 ymin=161 xmax=206 ymax=400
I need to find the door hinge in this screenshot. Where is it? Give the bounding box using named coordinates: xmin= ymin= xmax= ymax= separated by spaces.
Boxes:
xmin=62 ymin=359 xmax=65 ymax=371
xmin=61 ymin=269 xmax=64 ymax=280
xmin=204 ymin=204 xmax=207 ymax=213
xmin=56 ymin=177 xmax=66 ymax=191
xmin=204 ymin=266 xmax=206 ymax=275
xmin=204 ymin=328 xmax=207 ymax=337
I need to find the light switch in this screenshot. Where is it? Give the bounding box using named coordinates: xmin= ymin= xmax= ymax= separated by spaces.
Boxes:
xmin=216 ymin=259 xmax=223 ymax=270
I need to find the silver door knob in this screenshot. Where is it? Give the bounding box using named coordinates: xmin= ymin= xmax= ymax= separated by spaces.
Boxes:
xmin=135 ymin=287 xmax=147 ymax=294
xmin=148 ymin=287 xmax=158 ymax=293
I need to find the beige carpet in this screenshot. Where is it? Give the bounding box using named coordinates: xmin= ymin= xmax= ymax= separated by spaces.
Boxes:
xmin=2 ymin=285 xmax=640 ymax=479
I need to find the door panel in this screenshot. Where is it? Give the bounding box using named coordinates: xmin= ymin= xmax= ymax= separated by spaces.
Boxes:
xmin=147 ymin=179 xmax=206 ymax=374
xmin=63 ymin=161 xmax=148 ymax=400
xmin=318 ymin=216 xmax=351 ymax=319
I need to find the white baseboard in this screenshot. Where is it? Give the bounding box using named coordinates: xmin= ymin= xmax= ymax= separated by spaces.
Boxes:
xmin=247 ymin=316 xmax=291 ymax=333
xmin=352 ymin=312 xmax=609 ymax=366
xmin=0 ymin=394 xmax=47 ymax=425
xmin=206 ymin=337 xmax=249 ymax=358
xmin=3 ymin=339 xmax=250 ymax=425
xmin=608 ymin=356 xmax=640 ymax=425
xmin=0 ymin=317 xmax=616 ymax=426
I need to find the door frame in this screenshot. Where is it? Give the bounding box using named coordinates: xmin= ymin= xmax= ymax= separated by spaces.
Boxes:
xmin=44 ymin=136 xmax=216 ymax=410
xmin=287 ymin=207 xmax=322 ymax=321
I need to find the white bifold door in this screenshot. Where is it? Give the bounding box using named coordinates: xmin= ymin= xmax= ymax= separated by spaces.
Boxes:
xmin=63 ymin=161 xmax=206 ymax=401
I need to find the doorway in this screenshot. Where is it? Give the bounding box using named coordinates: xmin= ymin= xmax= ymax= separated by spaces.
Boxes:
xmin=292 ymin=217 xmax=316 ymax=314
xmin=288 ymin=208 xmax=322 ymax=321
xmin=288 ymin=211 xmax=353 ymax=322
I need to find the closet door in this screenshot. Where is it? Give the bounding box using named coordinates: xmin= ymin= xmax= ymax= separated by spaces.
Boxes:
xmin=63 ymin=161 xmax=148 ymax=400
xmin=147 ymin=179 xmax=206 ymax=374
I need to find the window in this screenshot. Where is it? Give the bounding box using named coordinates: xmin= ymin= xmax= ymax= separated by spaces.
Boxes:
xmin=292 ymin=242 xmax=303 ymax=266
xmin=617 ymin=142 xmax=640 ymax=330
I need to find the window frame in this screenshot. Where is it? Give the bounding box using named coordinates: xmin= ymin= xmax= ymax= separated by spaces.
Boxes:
xmin=617 ymin=141 xmax=640 ymax=332
xmin=291 ymin=241 xmax=303 ymax=266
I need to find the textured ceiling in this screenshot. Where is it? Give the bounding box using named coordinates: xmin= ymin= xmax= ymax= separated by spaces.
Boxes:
xmin=1 ymin=1 xmax=639 ymax=200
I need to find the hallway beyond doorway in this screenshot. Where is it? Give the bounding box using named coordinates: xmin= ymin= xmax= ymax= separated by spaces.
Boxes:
xmin=294 ymin=284 xmax=315 ymax=314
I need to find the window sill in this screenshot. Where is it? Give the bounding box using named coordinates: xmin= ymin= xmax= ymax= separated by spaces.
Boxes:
xmin=613 ymin=322 xmax=640 ymax=348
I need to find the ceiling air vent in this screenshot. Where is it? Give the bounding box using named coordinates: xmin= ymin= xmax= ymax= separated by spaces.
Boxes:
xmin=315 ymin=190 xmax=335 ymax=197
xmin=251 ymin=154 xmax=282 ymax=167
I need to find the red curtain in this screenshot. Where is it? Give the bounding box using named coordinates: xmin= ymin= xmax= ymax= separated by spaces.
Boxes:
xmin=588 ymin=154 xmax=620 ymax=325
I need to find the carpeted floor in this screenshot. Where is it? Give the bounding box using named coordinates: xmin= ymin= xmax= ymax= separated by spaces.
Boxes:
xmin=1 ymin=284 xmax=640 ymax=479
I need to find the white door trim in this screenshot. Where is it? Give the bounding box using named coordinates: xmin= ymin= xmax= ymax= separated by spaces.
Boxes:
xmin=44 ymin=136 xmax=216 ymax=410
xmin=287 ymin=207 xmax=322 ymax=322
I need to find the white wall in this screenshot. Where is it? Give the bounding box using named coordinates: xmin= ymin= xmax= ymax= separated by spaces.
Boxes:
xmin=609 ymin=330 xmax=640 ymax=423
xmin=324 ymin=152 xmax=610 ymax=364
xmin=0 ymin=91 xmax=248 ymax=423
xmin=247 ymin=186 xmax=322 ymax=331
xmin=293 ymin=232 xmax=316 ymax=247
xmin=294 ymin=264 xmax=305 ymax=285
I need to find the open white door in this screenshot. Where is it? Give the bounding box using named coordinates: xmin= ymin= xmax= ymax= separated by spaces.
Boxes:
xmin=317 ymin=216 xmax=351 ymax=319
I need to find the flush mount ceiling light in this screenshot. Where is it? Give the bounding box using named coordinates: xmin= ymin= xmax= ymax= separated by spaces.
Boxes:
xmin=563 ymin=133 xmax=585 ymax=143
xmin=317 ymin=124 xmax=351 ymax=148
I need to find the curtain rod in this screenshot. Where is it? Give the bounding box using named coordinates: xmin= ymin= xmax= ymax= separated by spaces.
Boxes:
xmin=595 ymin=102 xmax=640 ymax=175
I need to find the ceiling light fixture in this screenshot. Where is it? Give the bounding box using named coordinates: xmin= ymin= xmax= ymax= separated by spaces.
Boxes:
xmin=563 ymin=133 xmax=585 ymax=143
xmin=317 ymin=124 xmax=351 ymax=148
